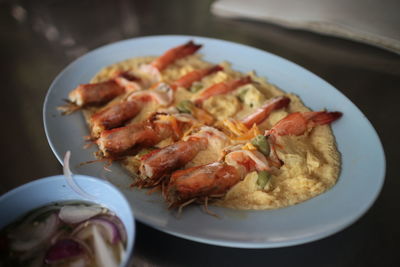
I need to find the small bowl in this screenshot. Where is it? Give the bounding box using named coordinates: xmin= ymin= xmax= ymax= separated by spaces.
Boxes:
xmin=0 ymin=175 xmax=135 ymax=266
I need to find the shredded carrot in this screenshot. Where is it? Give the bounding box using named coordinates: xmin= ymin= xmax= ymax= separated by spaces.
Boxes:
xmin=157 ymin=115 xmax=182 ymax=137
xmin=218 ymin=119 xmax=261 ymax=141
xmin=242 ymin=142 xmax=257 ymax=151
xmin=192 ymin=106 xmax=214 ymax=125
xmin=220 ymin=119 xmax=247 ymax=136
xmin=149 ymin=82 xmax=162 ymax=90
xmin=233 ymin=124 xmax=261 ymax=141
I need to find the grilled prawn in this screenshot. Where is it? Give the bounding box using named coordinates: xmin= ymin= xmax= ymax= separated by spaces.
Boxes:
xmin=59 ymin=72 xmax=142 ymax=114
xmin=165 ymin=149 xmax=270 ymax=209
xmin=135 ymin=137 xmax=208 ymax=188
xmin=265 ymin=111 xmax=342 ymax=167
xmin=170 ymin=65 xmax=223 ymax=90
xmin=166 ymin=162 xmax=241 ymax=209
xmin=241 ymin=96 xmax=291 ymax=128
xmin=265 ymin=111 xmax=343 ymax=138
xmin=90 ymin=100 xmax=142 ymax=138
xmin=194 ymin=76 xmax=252 ymax=105
xmin=140 ymin=41 xmax=202 ymax=83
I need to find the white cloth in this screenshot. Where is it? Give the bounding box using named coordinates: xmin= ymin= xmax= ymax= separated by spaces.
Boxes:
xmin=211 ymin=0 xmax=400 ymax=54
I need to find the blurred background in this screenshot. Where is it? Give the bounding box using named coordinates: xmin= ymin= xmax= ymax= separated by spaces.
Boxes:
xmin=1 ymin=0 xmax=399 ymax=266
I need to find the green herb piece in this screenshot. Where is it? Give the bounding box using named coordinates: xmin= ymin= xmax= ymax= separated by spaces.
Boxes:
xmin=257 ymin=170 xmax=270 ymax=188
xmin=176 ymin=100 xmax=194 ymax=114
xmin=251 ymin=135 xmax=270 ymax=156
xmin=190 ymin=82 xmax=203 ymax=93
xmin=237 ymin=89 xmax=248 ymax=102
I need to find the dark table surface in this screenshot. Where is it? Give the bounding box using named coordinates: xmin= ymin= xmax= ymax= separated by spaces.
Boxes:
xmin=1 ymin=0 xmax=399 ymax=266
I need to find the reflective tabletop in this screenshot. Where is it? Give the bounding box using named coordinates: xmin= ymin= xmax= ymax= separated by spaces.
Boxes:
xmin=1 ymin=0 xmax=399 ymax=266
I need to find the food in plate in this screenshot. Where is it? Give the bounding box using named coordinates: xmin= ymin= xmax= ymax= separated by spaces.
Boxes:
xmin=60 ymin=41 xmax=342 ymax=212
xmin=0 ymin=202 xmax=127 ymax=267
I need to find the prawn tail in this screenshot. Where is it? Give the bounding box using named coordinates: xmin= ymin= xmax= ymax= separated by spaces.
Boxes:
xmin=308 ymin=111 xmax=343 ymax=126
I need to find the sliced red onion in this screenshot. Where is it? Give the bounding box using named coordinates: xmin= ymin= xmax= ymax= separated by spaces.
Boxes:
xmin=117 ymin=242 xmax=125 ymax=264
xmin=91 ymin=225 xmax=119 ymax=267
xmin=71 ymin=223 xmax=92 ymax=243
xmin=73 ymin=217 xmax=121 ymax=244
xmin=10 ymin=212 xmax=59 ymax=251
xmin=44 ymin=239 xmax=85 ymax=264
xmin=63 ymin=151 xmax=96 ymax=201
xmin=91 ymin=218 xmax=121 ymax=244
xmin=95 ymin=214 xmax=127 ymax=244
xmin=58 ymin=205 xmax=103 ymax=224
xmin=64 ymin=257 xmax=87 ymax=267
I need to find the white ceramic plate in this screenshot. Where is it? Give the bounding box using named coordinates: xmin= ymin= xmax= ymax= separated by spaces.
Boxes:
xmin=43 ymin=35 xmax=385 ymax=248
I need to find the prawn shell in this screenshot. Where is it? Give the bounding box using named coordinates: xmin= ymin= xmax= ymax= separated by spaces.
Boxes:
xmin=166 ymin=162 xmax=241 ymax=207
xmin=138 ymin=138 xmax=208 ymax=187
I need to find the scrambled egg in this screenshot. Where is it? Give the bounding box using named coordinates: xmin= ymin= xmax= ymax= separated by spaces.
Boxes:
xmin=203 ymin=94 xmax=240 ymax=120
xmin=236 ymin=84 xmax=266 ymax=108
